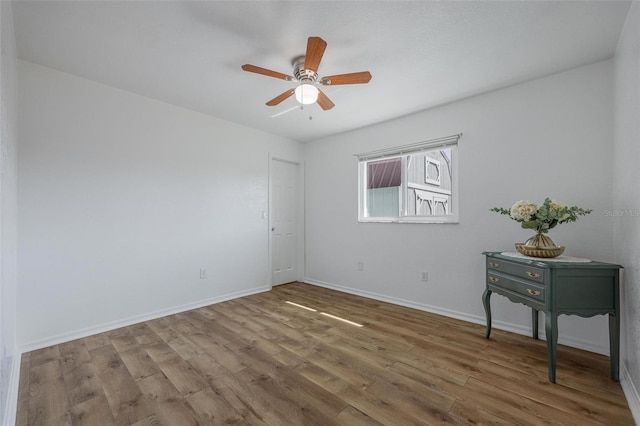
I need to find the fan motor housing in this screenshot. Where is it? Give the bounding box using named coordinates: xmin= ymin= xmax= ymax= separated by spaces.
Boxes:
xmin=292 ymin=56 xmax=318 ymax=83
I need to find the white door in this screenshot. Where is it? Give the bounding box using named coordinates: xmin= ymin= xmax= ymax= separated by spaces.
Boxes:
xmin=271 ymin=159 xmax=299 ymax=285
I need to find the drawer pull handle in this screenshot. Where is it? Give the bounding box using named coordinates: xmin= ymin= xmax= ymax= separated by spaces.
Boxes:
xmin=526 ymin=271 xmax=541 ymax=278
xmin=489 ymin=276 xmax=500 ymax=283
xmin=489 ymin=262 xmax=500 ymax=268
xmin=527 ymin=288 xmax=542 ymax=296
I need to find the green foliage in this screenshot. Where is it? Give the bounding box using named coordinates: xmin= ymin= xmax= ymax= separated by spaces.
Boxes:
xmin=489 ymin=207 xmax=510 ymax=215
xmin=491 ymin=198 xmax=592 ymax=233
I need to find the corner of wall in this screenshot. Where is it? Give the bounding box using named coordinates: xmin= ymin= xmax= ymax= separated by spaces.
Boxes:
xmin=1 ymin=356 xmax=20 ymax=426
xmin=621 ymin=360 xmax=640 ymax=424
xmin=0 ymin=1 xmax=20 ymax=424
xmin=613 ymin=2 xmax=640 ymax=423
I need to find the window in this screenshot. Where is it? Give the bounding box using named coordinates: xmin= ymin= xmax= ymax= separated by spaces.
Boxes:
xmin=357 ymin=134 xmax=460 ymax=223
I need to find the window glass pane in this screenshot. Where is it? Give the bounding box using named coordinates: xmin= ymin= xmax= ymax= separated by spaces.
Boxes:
xmin=406 ymin=148 xmax=453 ymax=218
xmin=366 ymin=158 xmax=401 ymax=218
xmin=368 ymin=158 xmax=401 ymax=189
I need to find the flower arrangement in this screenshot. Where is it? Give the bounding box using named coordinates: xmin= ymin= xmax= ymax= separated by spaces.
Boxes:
xmin=491 ymin=198 xmax=592 ymax=233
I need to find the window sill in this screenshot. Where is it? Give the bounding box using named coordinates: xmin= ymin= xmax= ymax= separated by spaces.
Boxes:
xmin=358 ymin=217 xmax=459 ymax=224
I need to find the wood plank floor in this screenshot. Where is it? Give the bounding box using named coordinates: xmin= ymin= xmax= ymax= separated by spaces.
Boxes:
xmin=15 ymin=282 xmax=634 ymax=425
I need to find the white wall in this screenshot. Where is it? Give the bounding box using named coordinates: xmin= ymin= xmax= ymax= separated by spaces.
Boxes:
xmin=0 ymin=1 xmax=19 ymax=424
xmin=613 ymin=2 xmax=640 ymax=421
xmin=17 ymin=61 xmax=302 ymax=349
xmin=304 ymin=60 xmax=616 ymax=354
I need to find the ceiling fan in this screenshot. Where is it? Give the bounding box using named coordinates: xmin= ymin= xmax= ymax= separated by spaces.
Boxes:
xmin=241 ymin=36 xmax=372 ymax=111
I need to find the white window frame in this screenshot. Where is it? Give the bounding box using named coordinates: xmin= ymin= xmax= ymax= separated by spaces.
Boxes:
xmin=357 ymin=134 xmax=461 ymax=224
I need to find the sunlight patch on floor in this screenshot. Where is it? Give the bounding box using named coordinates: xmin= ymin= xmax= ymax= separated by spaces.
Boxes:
xmin=320 ymin=312 xmax=364 ymax=327
xmin=285 ymin=300 xmax=317 ymax=312
xmin=284 ymin=300 xmax=364 ymax=327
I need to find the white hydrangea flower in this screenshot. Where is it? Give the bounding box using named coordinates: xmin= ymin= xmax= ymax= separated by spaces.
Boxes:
xmin=510 ymin=200 xmax=537 ymax=221
xmin=549 ymin=200 xmax=566 ymax=212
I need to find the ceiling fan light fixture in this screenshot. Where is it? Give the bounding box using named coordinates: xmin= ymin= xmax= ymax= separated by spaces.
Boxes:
xmin=242 ymin=36 xmax=370 ymax=111
xmin=295 ymin=83 xmax=319 ymax=105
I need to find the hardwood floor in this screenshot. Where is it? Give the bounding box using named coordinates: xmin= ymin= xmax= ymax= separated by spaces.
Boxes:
xmin=16 ymin=282 xmax=634 ymax=425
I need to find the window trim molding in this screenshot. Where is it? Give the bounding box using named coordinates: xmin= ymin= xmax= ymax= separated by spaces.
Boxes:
xmin=355 ymin=134 xmax=462 ymax=161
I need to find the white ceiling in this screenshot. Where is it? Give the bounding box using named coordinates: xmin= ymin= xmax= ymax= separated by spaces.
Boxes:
xmin=12 ymin=1 xmax=631 ymax=143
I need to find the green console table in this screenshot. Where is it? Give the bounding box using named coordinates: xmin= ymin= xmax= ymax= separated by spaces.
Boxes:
xmin=482 ymin=251 xmax=622 ymax=383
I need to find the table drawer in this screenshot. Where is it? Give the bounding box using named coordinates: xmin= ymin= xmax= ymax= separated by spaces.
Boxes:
xmin=486 ymin=258 xmax=545 ymax=283
xmin=487 ymin=272 xmax=546 ymax=302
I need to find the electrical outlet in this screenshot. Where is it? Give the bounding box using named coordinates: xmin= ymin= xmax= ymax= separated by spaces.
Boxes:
xmin=421 ymin=271 xmax=428 ymax=282
xmin=200 ymin=268 xmax=207 ymax=279
xmin=357 ymin=262 xmax=364 ymax=272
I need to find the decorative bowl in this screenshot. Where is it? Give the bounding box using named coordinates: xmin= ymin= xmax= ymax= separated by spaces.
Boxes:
xmin=515 ymin=243 xmax=565 ymax=258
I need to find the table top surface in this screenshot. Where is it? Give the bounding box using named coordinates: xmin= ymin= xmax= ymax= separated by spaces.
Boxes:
xmin=482 ymin=251 xmax=623 ymax=269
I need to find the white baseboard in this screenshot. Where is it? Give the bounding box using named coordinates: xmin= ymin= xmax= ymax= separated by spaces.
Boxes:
xmin=303 ymin=278 xmax=609 ymax=355
xmin=2 ymin=355 xmax=20 ymax=426
xmin=621 ymin=362 xmax=640 ymax=424
xmin=19 ymin=285 xmax=271 ymax=353
xmin=305 ymin=277 xmax=490 ymax=325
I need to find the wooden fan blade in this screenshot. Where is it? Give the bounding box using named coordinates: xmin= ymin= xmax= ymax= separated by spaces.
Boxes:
xmin=242 ymin=64 xmax=294 ymax=81
xmin=316 ymin=89 xmax=335 ymax=110
xmin=304 ymin=37 xmax=327 ymax=72
xmin=266 ymin=89 xmax=295 ymax=106
xmin=320 ymin=71 xmax=372 ymax=85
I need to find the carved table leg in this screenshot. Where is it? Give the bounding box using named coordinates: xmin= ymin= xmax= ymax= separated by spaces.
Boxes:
xmin=545 ymin=311 xmax=558 ymax=383
xmin=482 ymin=288 xmax=492 ymax=339
xmin=532 ymin=308 xmax=539 ymax=339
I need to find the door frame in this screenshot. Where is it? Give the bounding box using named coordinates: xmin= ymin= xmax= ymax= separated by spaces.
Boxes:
xmin=268 ymin=154 xmax=305 ymax=287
